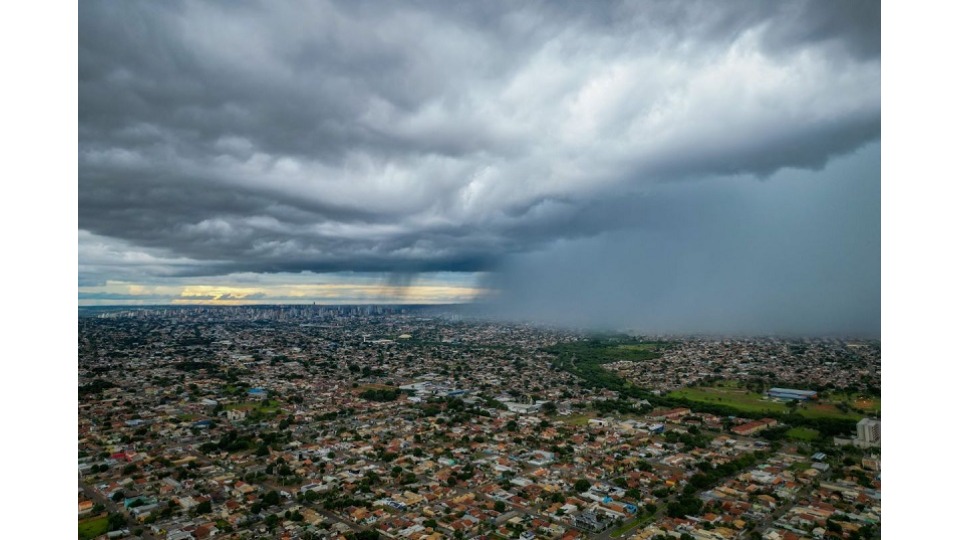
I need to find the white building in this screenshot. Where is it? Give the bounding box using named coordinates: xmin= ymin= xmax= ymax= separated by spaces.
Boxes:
xmin=856 ymin=418 xmax=881 ymax=446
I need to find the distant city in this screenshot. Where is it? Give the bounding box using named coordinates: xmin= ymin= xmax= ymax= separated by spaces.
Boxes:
xmin=79 ymin=306 xmax=880 ymax=540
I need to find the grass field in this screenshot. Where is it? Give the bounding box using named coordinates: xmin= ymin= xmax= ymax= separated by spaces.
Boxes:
xmin=786 ymin=427 xmax=820 ymax=441
xmin=822 ymin=392 xmax=881 ymax=413
xmin=669 ymin=382 xmax=875 ymax=421
xmin=855 ymin=397 xmax=881 ymax=412
xmin=668 ymin=386 xmax=788 ymax=414
xmin=797 ymin=403 xmax=862 ymax=420
xmin=559 ymin=412 xmax=597 ymax=426
xmin=224 ymin=400 xmax=281 ymax=415
xmin=610 ymin=514 xmax=656 ymax=538
xmin=78 ymin=515 xmax=109 ymax=540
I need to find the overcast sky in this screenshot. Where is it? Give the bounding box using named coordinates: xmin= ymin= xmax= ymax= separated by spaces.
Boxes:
xmin=79 ymin=0 xmax=879 ymax=335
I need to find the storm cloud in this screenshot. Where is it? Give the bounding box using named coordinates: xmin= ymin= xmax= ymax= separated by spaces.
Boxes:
xmin=79 ymin=0 xmax=879 ymax=331
xmin=482 ymin=143 xmax=880 ymax=336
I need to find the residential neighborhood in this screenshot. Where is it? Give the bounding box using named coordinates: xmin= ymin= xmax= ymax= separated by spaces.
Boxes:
xmin=79 ymin=307 xmax=880 ymax=540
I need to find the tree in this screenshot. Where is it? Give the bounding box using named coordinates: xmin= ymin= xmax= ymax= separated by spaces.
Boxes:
xmin=667 ymin=495 xmax=703 ymax=518
xmin=262 ymin=490 xmax=281 ymax=507
xmin=574 ymin=479 xmax=591 ymax=492
xmin=107 ymin=513 xmax=126 ymax=531
xmin=353 ymin=531 xmax=380 ymax=540
xmin=494 ymin=500 xmax=506 ymax=512
xmin=194 ymin=500 xmax=212 ymax=515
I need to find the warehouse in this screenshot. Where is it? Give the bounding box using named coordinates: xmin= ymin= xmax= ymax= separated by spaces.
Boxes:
xmin=766 ymin=388 xmax=818 ymax=401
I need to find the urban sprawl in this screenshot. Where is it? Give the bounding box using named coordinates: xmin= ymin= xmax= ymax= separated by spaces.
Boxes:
xmin=78 ymin=306 xmax=880 ymax=540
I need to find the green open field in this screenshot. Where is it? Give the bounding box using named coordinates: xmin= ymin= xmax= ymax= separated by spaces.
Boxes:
xmin=78 ymin=515 xmax=109 ymax=540
xmin=822 ymin=392 xmax=881 ymax=414
xmin=559 ymin=412 xmax=598 ymax=426
xmin=668 ymin=386 xmax=788 ymax=414
xmin=786 ymin=427 xmax=820 ymax=441
xmin=796 ymin=403 xmax=863 ymax=420
xmin=224 ymin=400 xmax=281 ymax=415
xmin=610 ymin=514 xmax=656 ymax=538
xmin=669 ymin=382 xmax=875 ymax=421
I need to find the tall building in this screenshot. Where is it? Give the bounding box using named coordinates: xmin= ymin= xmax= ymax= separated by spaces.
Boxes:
xmin=857 ymin=418 xmax=881 ymax=446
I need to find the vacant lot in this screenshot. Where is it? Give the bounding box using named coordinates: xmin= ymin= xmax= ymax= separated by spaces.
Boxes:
xmin=670 ymin=382 xmax=874 ymax=421
xmin=610 ymin=514 xmax=656 ymax=538
xmin=823 ymin=392 xmax=881 ymax=414
xmin=669 ymin=386 xmax=788 ymax=415
xmin=559 ymin=412 xmax=597 ymax=426
xmin=78 ymin=515 xmax=109 ymax=540
xmin=855 ymin=397 xmax=881 ymax=412
xmin=799 ymin=403 xmax=863 ymax=420
xmin=786 ymin=427 xmax=820 ymax=440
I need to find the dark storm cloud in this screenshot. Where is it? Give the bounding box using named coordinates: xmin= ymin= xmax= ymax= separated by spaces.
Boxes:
xmin=79 ymin=0 xmax=880 ymax=298
xmin=481 ymin=144 xmax=881 ymax=337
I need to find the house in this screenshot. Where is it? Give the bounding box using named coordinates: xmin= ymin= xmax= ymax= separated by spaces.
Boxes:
xmin=572 ymin=511 xmax=612 ymax=533
xmin=731 ymin=418 xmax=778 ymax=436
xmin=78 ymin=500 xmax=94 ymax=515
